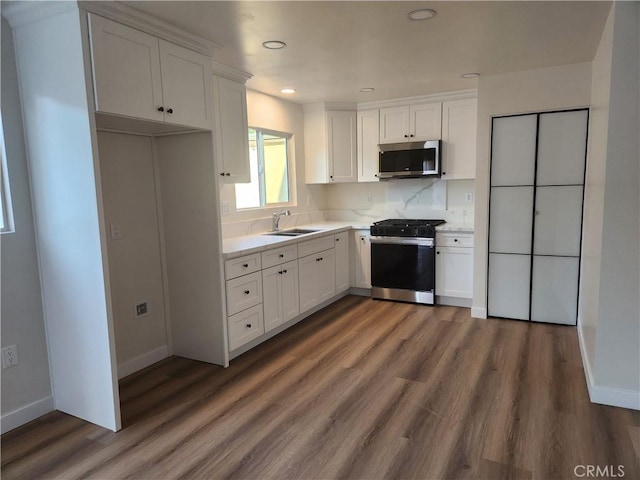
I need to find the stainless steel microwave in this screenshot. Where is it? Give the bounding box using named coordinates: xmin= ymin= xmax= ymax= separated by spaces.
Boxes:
xmin=377 ymin=140 xmax=440 ymax=179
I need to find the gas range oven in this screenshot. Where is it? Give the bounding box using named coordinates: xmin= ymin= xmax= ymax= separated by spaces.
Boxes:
xmin=370 ymin=219 xmax=446 ymax=305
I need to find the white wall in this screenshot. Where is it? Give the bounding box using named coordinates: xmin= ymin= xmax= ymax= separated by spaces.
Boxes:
xmin=472 ymin=62 xmax=593 ymax=318
xmin=97 ymin=132 xmax=169 ymax=378
xmin=220 ymin=90 xmax=327 ymax=237
xmin=0 ymin=16 xmax=53 ymax=433
xmin=579 ymin=2 xmax=639 ymax=405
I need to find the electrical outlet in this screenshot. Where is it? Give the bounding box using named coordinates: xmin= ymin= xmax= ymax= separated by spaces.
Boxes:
xmin=465 ymin=192 xmax=473 ymax=203
xmin=109 ymin=223 xmax=121 ymax=240
xmin=135 ymin=302 xmax=149 ymax=317
xmin=222 ymin=201 xmax=230 ymax=216
xmin=2 ymin=345 xmax=18 ymax=368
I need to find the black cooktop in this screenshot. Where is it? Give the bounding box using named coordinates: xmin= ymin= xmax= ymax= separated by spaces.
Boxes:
xmin=370 ymin=219 xmax=446 ymax=238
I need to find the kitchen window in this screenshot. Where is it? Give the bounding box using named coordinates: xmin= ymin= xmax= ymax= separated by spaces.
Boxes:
xmin=235 ymin=128 xmax=292 ymax=210
xmin=0 ymin=116 xmax=14 ymax=233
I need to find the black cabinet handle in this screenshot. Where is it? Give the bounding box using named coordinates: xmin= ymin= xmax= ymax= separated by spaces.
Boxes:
xmin=410 ymin=134 xmax=414 ymax=138
xmin=279 ymin=254 xmax=284 ymax=258
xmin=243 ymin=264 xmax=248 ymax=268
xmin=454 ymin=239 xmax=458 ymax=242
xmin=442 ymin=172 xmax=447 ymax=175
xmin=404 ymin=134 xmax=408 ymax=138
xmin=246 ymin=324 xmax=252 ymax=328
xmin=157 ymin=106 xmax=164 ymax=112
xmin=278 ymin=271 xmax=283 ymax=275
xmin=316 ymin=258 xmax=320 ymax=262
xmin=225 ymin=173 xmax=231 ymax=176
xmin=244 ymin=290 xmax=250 ymax=295
xmin=437 ymin=251 xmax=440 ymax=254
xmin=220 ymin=173 xmax=225 ymax=176
xmin=167 ymin=108 xmax=174 ymax=114
xmin=336 ymin=238 xmax=340 ymax=242
xmin=283 ymin=269 xmax=287 ymax=274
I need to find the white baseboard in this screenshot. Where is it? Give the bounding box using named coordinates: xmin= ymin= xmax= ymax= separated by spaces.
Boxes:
xmin=118 ymin=345 xmax=169 ymax=379
xmin=1 ymin=395 xmax=54 ymax=434
xmin=578 ymin=325 xmax=640 ymax=410
xmin=471 ymin=306 xmax=487 ymax=319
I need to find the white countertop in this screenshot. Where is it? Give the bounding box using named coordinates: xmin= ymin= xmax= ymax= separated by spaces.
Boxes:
xmin=222 ymin=222 xmax=356 ymax=259
xmin=222 ymin=221 xmax=474 ymax=259
xmin=436 ymin=224 xmax=475 ymax=233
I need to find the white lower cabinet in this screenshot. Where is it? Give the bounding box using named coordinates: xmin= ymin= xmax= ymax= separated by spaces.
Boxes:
xmin=263 ymin=260 xmax=300 ymax=333
xmin=225 ymin=271 xmax=263 ymax=316
xmin=352 ymin=230 xmax=371 ymax=288
xmin=435 ymin=233 xmax=474 ymax=300
xmin=228 ymin=305 xmax=264 ymax=351
xmin=334 ymin=232 xmax=349 ymax=292
xmin=299 ymin=248 xmax=336 ymax=313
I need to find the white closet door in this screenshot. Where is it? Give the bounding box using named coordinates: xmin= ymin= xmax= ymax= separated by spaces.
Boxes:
xmin=531 ymin=256 xmax=579 ymax=325
xmin=536 ymin=110 xmax=588 ymax=186
xmin=490 ymin=115 xmax=537 ymax=186
xmin=488 ymin=253 xmax=531 ymax=320
xmin=489 ymin=186 xmax=534 ymax=254
xmin=533 ymin=186 xmax=584 ymax=256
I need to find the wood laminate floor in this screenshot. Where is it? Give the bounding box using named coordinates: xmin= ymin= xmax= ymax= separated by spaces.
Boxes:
xmin=2 ymin=296 xmax=639 ymax=480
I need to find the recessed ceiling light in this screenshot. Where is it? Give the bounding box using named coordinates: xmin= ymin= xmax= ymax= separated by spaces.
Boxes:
xmin=281 ymin=88 xmax=296 ymax=94
xmin=408 ymin=9 xmax=437 ymax=21
xmin=460 ymin=72 xmax=480 ymax=78
xmin=359 ymin=87 xmax=375 ymax=93
xmin=262 ymin=40 xmax=286 ymax=50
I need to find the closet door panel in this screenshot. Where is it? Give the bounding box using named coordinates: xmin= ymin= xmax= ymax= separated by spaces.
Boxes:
xmin=488 ymin=253 xmax=531 ymax=320
xmin=537 ymin=110 xmax=588 ymax=186
xmin=490 ymin=115 xmax=537 ymax=186
xmin=489 ymin=186 xmax=534 ymax=254
xmin=533 ymin=186 xmax=584 ymax=257
xmin=531 ymin=256 xmax=579 ymax=325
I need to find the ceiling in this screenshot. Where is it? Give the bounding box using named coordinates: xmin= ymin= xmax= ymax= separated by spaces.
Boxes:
xmin=122 ymin=1 xmax=611 ymax=105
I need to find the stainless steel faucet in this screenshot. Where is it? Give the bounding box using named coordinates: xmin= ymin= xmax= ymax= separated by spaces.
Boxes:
xmin=272 ymin=210 xmax=291 ymax=231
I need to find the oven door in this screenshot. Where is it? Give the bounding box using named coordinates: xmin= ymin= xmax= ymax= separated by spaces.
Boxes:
xmin=370 ymin=237 xmax=436 ymax=304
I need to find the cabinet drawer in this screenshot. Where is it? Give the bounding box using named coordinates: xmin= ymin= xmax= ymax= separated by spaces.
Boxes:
xmin=262 ymin=244 xmax=298 ymax=269
xmin=225 ymin=253 xmax=261 ymax=280
xmin=436 ymin=233 xmax=473 ymax=248
xmin=228 ymin=304 xmax=264 ymax=351
xmin=226 ymin=272 xmax=263 ymax=316
xmin=298 ymin=235 xmax=334 ymax=258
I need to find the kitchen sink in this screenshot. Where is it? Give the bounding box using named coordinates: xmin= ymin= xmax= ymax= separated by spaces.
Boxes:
xmin=264 ymin=228 xmax=320 ymax=237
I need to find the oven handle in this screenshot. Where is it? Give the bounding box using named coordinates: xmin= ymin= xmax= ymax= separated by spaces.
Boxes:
xmin=370 ymin=236 xmax=434 ymax=247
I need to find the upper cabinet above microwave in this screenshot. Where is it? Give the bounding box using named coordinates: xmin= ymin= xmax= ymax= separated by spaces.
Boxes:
xmin=88 ymin=14 xmax=213 ymax=130
xmin=379 ymin=102 xmax=442 ymax=144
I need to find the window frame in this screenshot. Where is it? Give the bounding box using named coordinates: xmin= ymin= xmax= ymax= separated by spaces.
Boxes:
xmin=235 ymin=126 xmax=295 ymax=211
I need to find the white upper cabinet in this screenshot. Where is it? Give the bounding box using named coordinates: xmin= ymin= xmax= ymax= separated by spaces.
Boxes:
xmin=357 ymin=110 xmax=380 ymax=182
xmin=304 ymin=104 xmax=357 ymax=184
xmin=441 ymin=98 xmax=477 ymax=180
xmin=213 ymin=76 xmax=251 ymax=182
xmin=88 ymin=14 xmax=212 ymax=130
xmin=379 ymin=102 xmax=441 ymax=143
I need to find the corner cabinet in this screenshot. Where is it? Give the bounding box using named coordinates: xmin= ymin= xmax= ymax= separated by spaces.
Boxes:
xmin=357 ymin=110 xmax=380 ymax=183
xmin=213 ymin=75 xmax=251 ymax=182
xmin=88 ymin=13 xmax=213 ymax=130
xmin=441 ymin=98 xmax=477 ymax=180
xmin=304 ymin=104 xmax=357 ymax=184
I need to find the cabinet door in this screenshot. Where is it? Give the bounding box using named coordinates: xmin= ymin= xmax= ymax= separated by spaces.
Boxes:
xmin=410 ymin=102 xmax=442 ymax=141
xmin=354 ymin=231 xmax=372 ymax=288
xmin=228 ymin=305 xmax=264 ymax=351
xmin=435 ymin=246 xmax=473 ymax=298
xmin=214 ymin=76 xmax=251 ymax=182
xmin=88 ymin=14 xmax=164 ymax=123
xmin=441 ymin=98 xmax=477 ymax=179
xmin=334 ymin=233 xmax=349 ymax=292
xmin=357 ymin=110 xmax=380 ymax=182
xmin=298 ymin=254 xmax=320 ymax=312
xmin=488 ymin=253 xmax=531 ymax=320
xmin=531 ymin=256 xmax=579 ymax=325
xmin=262 ymin=265 xmax=284 ymax=333
xmin=317 ymin=249 xmax=336 ymax=303
xmin=379 ymin=106 xmax=409 ymax=143
xmin=226 ymin=272 xmax=262 ymax=316
xmin=327 ymin=111 xmax=357 ymax=183
xmin=159 ymin=40 xmax=213 ymax=130
xmin=280 ymin=261 xmax=300 ymax=323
